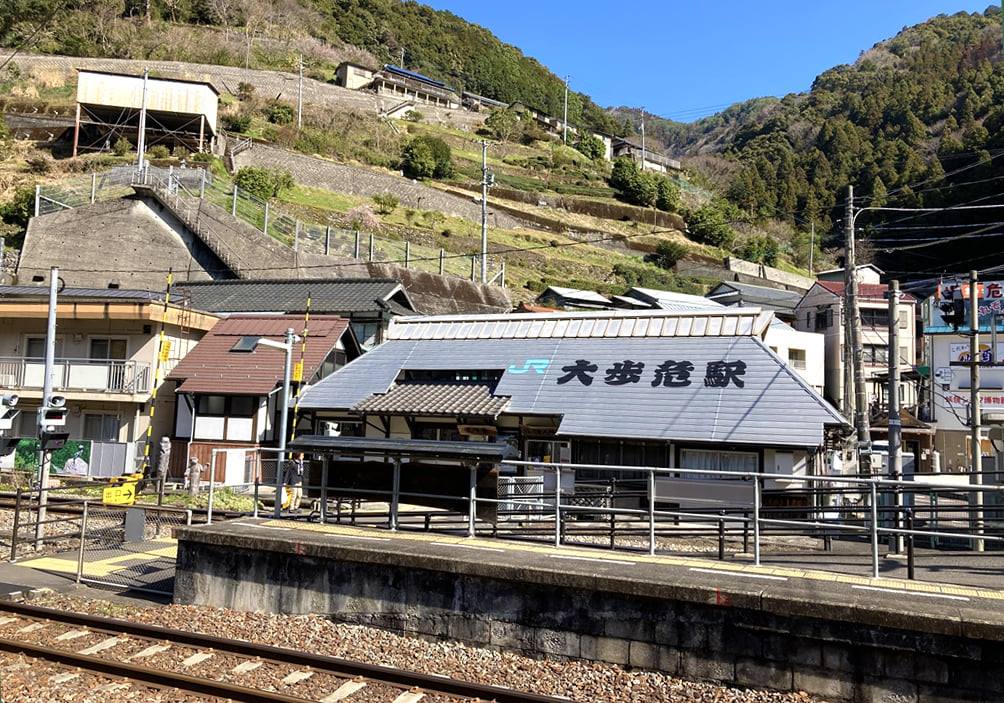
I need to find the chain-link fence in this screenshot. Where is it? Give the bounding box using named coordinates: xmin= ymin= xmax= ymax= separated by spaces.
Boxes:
xmin=75 ymin=502 xmax=191 ymax=596
xmin=36 ymin=164 xmax=506 ymax=285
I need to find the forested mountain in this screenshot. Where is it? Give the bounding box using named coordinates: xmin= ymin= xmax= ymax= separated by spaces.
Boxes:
xmin=630 ymin=7 xmax=1004 ymax=279
xmin=0 ymin=0 xmax=624 ymax=135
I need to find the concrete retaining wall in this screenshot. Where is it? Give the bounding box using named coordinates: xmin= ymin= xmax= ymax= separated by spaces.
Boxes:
xmin=175 ymin=536 xmax=998 ymax=703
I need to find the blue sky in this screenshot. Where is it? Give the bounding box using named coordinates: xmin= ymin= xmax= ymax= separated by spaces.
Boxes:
xmin=422 ymin=1 xmax=995 ymax=121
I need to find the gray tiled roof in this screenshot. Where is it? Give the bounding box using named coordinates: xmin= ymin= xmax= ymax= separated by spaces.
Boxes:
xmin=709 ymin=282 xmax=802 ymax=311
xmin=174 ymin=279 xmax=415 ymax=315
xmin=0 ymin=285 xmax=165 ymax=301
xmin=353 ymin=382 xmax=510 ymax=417
xmin=301 ymin=336 xmax=845 ymax=447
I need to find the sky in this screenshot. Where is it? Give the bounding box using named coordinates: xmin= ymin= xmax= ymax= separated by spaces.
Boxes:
xmin=421 ymin=1 xmax=996 ymax=122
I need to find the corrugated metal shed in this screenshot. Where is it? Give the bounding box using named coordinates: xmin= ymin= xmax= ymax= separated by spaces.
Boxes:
xmin=77 ymin=69 xmax=218 ymax=135
xmin=300 ymin=334 xmax=845 ymax=447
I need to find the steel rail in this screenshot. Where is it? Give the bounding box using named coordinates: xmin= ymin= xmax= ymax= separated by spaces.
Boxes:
xmin=0 ymin=601 xmax=565 ymax=703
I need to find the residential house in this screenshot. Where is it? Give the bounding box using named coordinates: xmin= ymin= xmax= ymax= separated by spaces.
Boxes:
xmin=611 ymin=138 xmax=681 ymax=173
xmin=706 ymin=281 xmax=803 ymax=324
xmin=165 ymin=314 xmax=361 ymax=483
xmin=175 ymin=278 xmax=417 ymax=349
xmin=794 ymin=275 xmax=917 ymax=414
xmin=536 ymin=286 xmax=613 ymax=311
xmin=298 ymin=308 xmax=847 ymax=509
xmin=0 ymin=286 xmax=218 ymax=474
xmin=334 ymin=62 xmax=377 ymax=91
xmin=335 ymin=62 xmax=461 ymax=110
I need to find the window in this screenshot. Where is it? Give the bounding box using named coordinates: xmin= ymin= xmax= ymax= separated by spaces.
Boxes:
xmin=860 ymin=309 xmax=889 ymax=328
xmin=25 ymin=336 xmax=63 ymax=358
xmin=413 ymin=424 xmax=461 ymax=442
xmin=351 ymin=322 xmax=380 ymax=349
xmin=863 ymin=345 xmax=889 ymax=364
xmin=197 ymin=395 xmax=226 ymax=415
xmin=788 ymin=349 xmax=807 ymax=369
xmin=83 ymin=413 xmax=119 ymax=442
xmin=404 ymin=369 xmax=503 ymax=384
xmin=899 ymin=314 xmax=909 ymax=329
xmin=89 ymin=338 xmax=127 ymax=360
xmin=197 ymin=395 xmax=255 ymax=416
xmin=229 ymin=396 xmax=256 ymax=417
xmin=814 ymin=308 xmax=833 ymax=330
xmin=679 ymin=448 xmax=758 ymax=479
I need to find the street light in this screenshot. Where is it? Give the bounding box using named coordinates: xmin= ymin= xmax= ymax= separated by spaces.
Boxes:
xmin=253 ymin=329 xmax=300 ymax=518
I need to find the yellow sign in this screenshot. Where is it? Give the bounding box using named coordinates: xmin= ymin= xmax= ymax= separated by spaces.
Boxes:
xmin=102 ymin=472 xmax=143 ymax=505
xmin=292 ymin=360 xmax=304 ymax=383
xmin=159 ymin=340 xmax=172 ymax=362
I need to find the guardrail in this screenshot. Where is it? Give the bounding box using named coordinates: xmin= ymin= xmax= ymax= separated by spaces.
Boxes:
xmin=249 ymin=451 xmax=1004 ymax=586
xmin=0 ymin=357 xmax=151 ymax=394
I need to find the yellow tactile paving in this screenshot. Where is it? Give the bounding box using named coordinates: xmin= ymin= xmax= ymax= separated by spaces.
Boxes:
xmin=19 ymin=540 xmax=177 ymax=577
xmin=259 ymin=520 xmax=1004 ymax=602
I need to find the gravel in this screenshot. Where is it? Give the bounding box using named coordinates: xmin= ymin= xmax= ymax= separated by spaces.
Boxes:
xmin=28 ymin=592 xmax=821 ymax=703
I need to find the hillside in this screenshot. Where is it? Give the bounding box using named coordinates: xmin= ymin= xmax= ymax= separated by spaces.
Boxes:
xmin=0 ymin=0 xmax=625 ymax=136
xmin=625 ymin=7 xmax=1004 ymax=279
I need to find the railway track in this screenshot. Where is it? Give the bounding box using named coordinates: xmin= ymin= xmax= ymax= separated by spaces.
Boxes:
xmin=0 ymin=601 xmax=564 ymax=703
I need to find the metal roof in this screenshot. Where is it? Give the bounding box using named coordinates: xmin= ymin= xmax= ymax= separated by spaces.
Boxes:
xmin=353 ymin=382 xmax=510 ymax=417
xmin=387 ymin=308 xmax=773 ymax=341
xmin=382 ymin=65 xmax=452 ymax=91
xmin=174 ymin=279 xmax=415 ymax=316
xmin=0 ymin=285 xmax=165 ymax=302
xmin=300 ymin=335 xmax=845 ymax=447
xmin=288 ymin=435 xmax=516 ymax=461
xmin=707 ymin=282 xmax=803 ymax=311
xmin=627 ymin=287 xmax=724 ymax=313
xmin=542 ymin=286 xmax=612 ymax=305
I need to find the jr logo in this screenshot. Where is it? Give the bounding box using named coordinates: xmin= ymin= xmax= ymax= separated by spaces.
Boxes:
xmin=507 ymin=359 xmax=550 ymax=374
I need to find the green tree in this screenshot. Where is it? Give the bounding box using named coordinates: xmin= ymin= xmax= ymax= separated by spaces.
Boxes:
xmin=372 ymin=192 xmax=399 ymax=214
xmin=234 ymin=167 xmax=293 ymax=199
xmin=483 ymin=108 xmax=521 ymax=142
xmin=687 ymin=204 xmax=735 ymax=249
xmin=574 ymin=133 xmax=605 ymax=161
xmin=644 ymin=240 xmax=688 ymax=269
xmin=266 ymin=101 xmax=294 ymax=125
xmin=401 ymin=135 xmax=453 ymax=179
xmin=870 ymin=177 xmax=888 ymax=208
xmin=655 ymin=178 xmax=681 ymax=212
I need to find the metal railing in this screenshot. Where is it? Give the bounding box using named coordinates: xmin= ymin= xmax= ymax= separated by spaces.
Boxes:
xmin=36 ymin=164 xmax=506 ymax=286
xmin=0 ymin=357 xmax=151 ymax=394
xmin=254 ymin=454 xmax=1004 ymax=586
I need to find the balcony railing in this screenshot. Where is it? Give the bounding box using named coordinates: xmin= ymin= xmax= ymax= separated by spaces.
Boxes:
xmin=0 ymin=358 xmax=152 ymax=395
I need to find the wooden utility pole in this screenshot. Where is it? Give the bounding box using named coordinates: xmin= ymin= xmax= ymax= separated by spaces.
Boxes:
xmin=845 ymin=185 xmax=871 ymax=469
xmin=887 ymin=279 xmax=903 ymax=553
xmin=969 ymin=270 xmax=984 ymax=551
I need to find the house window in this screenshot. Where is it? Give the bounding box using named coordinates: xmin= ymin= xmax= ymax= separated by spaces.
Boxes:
xmin=863 ymin=345 xmax=889 ymax=364
xmin=679 ymin=448 xmax=758 ymax=479
xmin=197 ymin=395 xmax=255 ymax=416
xmin=814 ymin=309 xmax=833 ymax=330
xmin=25 ymin=336 xmax=64 ymax=358
xmin=860 ymin=309 xmax=889 ymax=328
xmin=89 ymin=338 xmax=127 ymax=360
xmin=351 ymin=322 xmax=380 ymax=349
xmin=788 ymin=349 xmax=807 ymax=369
xmin=229 ymin=396 xmax=256 ymax=416
xmin=197 ymin=395 xmax=226 ymax=415
xmin=413 ymin=424 xmax=461 ymax=442
xmin=83 ymin=413 xmax=119 ymax=442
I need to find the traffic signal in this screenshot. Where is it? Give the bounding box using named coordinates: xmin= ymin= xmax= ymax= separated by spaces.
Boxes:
xmin=37 ymin=395 xmax=69 ymax=449
xmin=0 ymin=394 xmax=18 ymax=432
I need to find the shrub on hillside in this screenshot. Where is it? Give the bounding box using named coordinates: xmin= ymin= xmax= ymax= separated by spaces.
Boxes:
xmin=265 ymin=101 xmax=294 ymax=125
xmin=224 ymin=113 xmax=252 ymax=132
xmin=404 ymin=110 xmax=424 ymax=122
xmin=346 ymin=205 xmax=380 ymax=231
xmin=575 ymin=133 xmax=605 ymax=161
xmin=0 ymin=186 xmax=35 ymax=229
xmin=112 ymin=137 xmax=131 ymax=156
xmin=686 ymin=203 xmax=736 ymax=249
xmin=736 ymin=234 xmax=780 ymax=266
xmin=234 ymin=166 xmax=294 ymax=199
xmin=401 ymin=135 xmax=453 ymax=179
xmin=656 ymin=178 xmax=681 ymax=212
xmin=644 ymin=240 xmax=688 ymax=269
xmin=146 ymin=145 xmax=171 ymax=159
xmin=372 ymin=192 xmax=399 ymax=214
xmin=236 ymin=82 xmax=255 ymax=101
xmin=26 ymin=155 xmax=51 ymax=174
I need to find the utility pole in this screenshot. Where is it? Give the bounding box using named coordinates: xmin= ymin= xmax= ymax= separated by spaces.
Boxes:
xmin=640 ymin=108 xmax=646 ymax=170
xmin=35 ymin=267 xmax=59 ymax=547
xmin=562 ymin=75 xmax=569 ymax=144
xmin=296 ymin=54 xmax=303 ymax=130
xmin=136 ymin=68 xmax=150 ymax=172
xmin=809 ymin=221 xmax=815 ymax=276
xmin=480 ymin=140 xmax=490 ymax=284
xmin=887 ymin=279 xmax=903 ymax=554
xmin=845 ymin=185 xmax=871 ymax=471
xmin=969 ymin=269 xmax=984 ymax=551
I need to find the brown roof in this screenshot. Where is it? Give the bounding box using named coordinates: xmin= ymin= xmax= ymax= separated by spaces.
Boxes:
xmin=352 ymin=382 xmax=510 ymax=418
xmin=815 ymin=281 xmax=917 ymax=303
xmin=167 ymin=314 xmax=351 ymax=395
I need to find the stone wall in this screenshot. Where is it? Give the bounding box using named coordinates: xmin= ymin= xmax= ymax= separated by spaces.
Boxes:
xmin=234 ymin=144 xmax=521 ymax=229
xmin=175 ymin=538 xmax=998 ymax=703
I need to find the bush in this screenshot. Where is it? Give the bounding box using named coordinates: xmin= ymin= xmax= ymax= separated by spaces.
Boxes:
xmin=609 ymin=156 xmax=655 ymax=206
xmin=737 ymin=234 xmax=780 ymax=266
xmin=0 ymin=186 xmax=35 ymax=228
xmin=372 ymin=192 xmax=399 ymax=214
xmin=644 ymin=240 xmax=688 ymax=269
xmin=346 ymin=205 xmax=380 ymax=231
xmin=172 ymin=146 xmax=190 ymax=159
xmin=404 ymin=110 xmax=423 ymax=122
xmin=26 ymin=155 xmax=51 ymax=174
xmin=686 ymin=203 xmax=736 ymax=249
xmin=484 ymin=108 xmax=521 ymax=142
xmin=233 ymin=166 xmax=294 ymax=199
xmin=236 ymin=82 xmax=255 ymax=101
xmin=401 ymin=135 xmax=453 ymax=179
xmin=112 ymin=137 xmax=132 ymax=156
xmin=575 ymin=133 xmax=605 ymax=161
xmin=223 ymin=113 xmax=252 ymax=132
xmin=655 ymin=178 xmax=681 ymax=212
xmin=265 ymin=101 xmax=294 ymax=125
xmin=190 ymin=151 xmax=214 ymax=164
xmin=146 ymin=145 xmax=171 ymax=159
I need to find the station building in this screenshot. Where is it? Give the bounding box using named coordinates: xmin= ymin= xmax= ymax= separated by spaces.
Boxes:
xmin=298 ymin=308 xmax=847 ymax=507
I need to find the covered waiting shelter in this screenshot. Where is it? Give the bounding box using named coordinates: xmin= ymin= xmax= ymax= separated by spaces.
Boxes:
xmin=287 ymin=435 xmax=517 ymax=529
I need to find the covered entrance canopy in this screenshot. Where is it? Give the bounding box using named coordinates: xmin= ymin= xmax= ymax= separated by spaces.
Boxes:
xmin=288 ymin=435 xmax=515 ymax=462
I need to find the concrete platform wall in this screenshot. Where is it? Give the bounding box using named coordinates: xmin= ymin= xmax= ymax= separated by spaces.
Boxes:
xmin=175 ymin=538 xmax=997 ymax=703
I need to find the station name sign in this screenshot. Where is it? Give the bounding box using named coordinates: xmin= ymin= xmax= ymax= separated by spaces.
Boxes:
xmin=506 ymin=358 xmax=748 ymax=388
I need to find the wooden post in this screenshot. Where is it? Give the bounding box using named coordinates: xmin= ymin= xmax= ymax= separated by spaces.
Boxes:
xmin=198 ymin=114 xmax=205 ymax=153
xmin=72 ymin=103 xmax=81 ymax=158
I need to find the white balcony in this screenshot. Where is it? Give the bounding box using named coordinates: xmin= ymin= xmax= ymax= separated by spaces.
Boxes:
xmin=0 ymin=357 xmax=152 ymax=395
